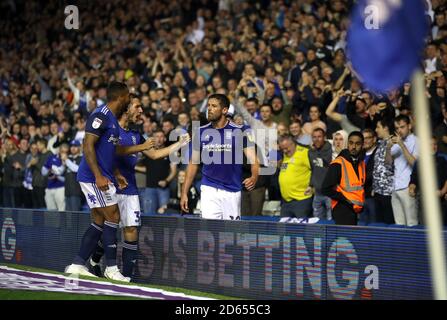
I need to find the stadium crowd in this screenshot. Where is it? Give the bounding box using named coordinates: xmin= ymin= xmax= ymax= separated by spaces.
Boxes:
xmin=1 ymin=0 xmax=447 ymax=226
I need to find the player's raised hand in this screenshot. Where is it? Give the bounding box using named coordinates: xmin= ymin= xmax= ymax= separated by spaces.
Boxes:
xmin=180 ymin=193 xmax=189 ymax=213
xmin=243 ymin=176 xmax=257 ymax=191
xmin=143 ymin=137 xmax=156 ymax=150
xmin=96 ymin=175 xmax=111 ymax=191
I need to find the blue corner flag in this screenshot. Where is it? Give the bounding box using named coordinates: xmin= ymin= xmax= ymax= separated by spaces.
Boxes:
xmin=347 ymin=0 xmax=429 ymax=93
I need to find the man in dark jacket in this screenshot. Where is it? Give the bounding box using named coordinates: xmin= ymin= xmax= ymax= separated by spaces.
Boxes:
xmin=308 ymin=128 xmax=333 ymax=220
xmin=62 ymin=140 xmax=83 ymax=211
xmin=10 ymin=139 xmax=30 ymax=208
xmin=409 ymin=136 xmax=447 ymax=225
xmin=360 ymin=128 xmax=378 ymax=224
xmin=29 ymin=138 xmax=52 ymax=208
xmin=322 ymin=131 xmax=366 ymax=225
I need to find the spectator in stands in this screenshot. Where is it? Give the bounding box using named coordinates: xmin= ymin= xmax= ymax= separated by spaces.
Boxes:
xmin=434 ymin=105 xmax=447 ymax=155
xmin=176 ymin=170 xmax=199 ymax=215
xmin=2 ymin=138 xmax=19 ymax=207
xmin=302 ymin=105 xmax=327 ymax=135
xmin=29 ymin=138 xmax=51 ymax=209
xmin=62 ymin=140 xmax=83 ymax=211
xmin=308 ymin=128 xmax=333 ymax=220
xmin=325 ymin=89 xmax=361 ymax=134
xmin=23 ymin=142 xmax=38 ymax=205
xmin=47 ymin=121 xmax=60 ymax=155
xmin=322 ymin=131 xmax=365 ymax=225
xmin=73 ymin=117 xmax=86 ymax=143
xmin=329 ymin=130 xmax=348 ymax=160
xmin=271 ymin=96 xmax=292 ymax=126
xmin=409 ymin=136 xmax=447 ymax=225
xmin=373 ymin=119 xmax=395 ymax=224
xmin=289 ymin=120 xmax=312 ymax=146
xmin=11 ymin=139 xmax=30 ymax=208
xmin=53 ymin=119 xmax=74 ymax=149
xmin=41 ymin=143 xmax=67 ymax=211
xmin=65 ymin=70 xmax=91 ymax=116
xmin=360 ymin=128 xmax=378 ymax=224
xmin=278 ymin=135 xmax=313 ymax=218
xmin=386 ymin=115 xmax=419 ymax=226
xmin=141 ymin=130 xmax=177 ymax=214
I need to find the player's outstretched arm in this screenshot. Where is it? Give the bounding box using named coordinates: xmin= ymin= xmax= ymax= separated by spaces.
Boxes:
xmin=143 ymin=133 xmax=190 ymax=160
xmin=116 ymin=137 xmax=155 ymax=156
xmin=242 ymin=146 xmax=260 ymax=191
xmin=180 ymin=151 xmax=199 ymax=212
xmin=84 ymin=133 xmax=110 ymax=191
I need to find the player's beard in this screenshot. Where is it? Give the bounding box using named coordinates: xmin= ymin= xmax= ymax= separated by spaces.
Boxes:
xmin=207 ymin=112 xmax=221 ymax=123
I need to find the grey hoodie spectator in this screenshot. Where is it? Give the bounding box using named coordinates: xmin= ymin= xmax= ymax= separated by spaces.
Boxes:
xmin=308 ymin=128 xmax=333 ymax=220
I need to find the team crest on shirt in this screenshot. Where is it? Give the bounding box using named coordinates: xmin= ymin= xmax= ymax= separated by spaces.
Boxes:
xmin=92 ymin=117 xmax=102 ymax=129
xmin=132 ymin=136 xmax=137 ymax=145
xmin=108 ymin=134 xmax=120 ymax=145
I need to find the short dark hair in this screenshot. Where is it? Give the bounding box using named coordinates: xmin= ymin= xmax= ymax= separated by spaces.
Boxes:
xmin=395 ymin=114 xmax=411 ymax=125
xmin=246 ymin=97 xmax=259 ymax=105
xmin=377 ymin=118 xmax=395 ymax=132
xmin=348 ymin=131 xmax=364 ymax=142
xmin=312 ymin=127 xmax=326 ymax=136
xmin=107 ymin=81 xmax=129 ymax=102
xmin=208 ymin=94 xmax=230 ymax=109
xmin=36 ymin=138 xmax=47 ymax=146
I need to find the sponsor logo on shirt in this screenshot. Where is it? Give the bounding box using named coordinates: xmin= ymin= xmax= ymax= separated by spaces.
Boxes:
xmin=202 ymin=143 xmax=232 ymax=152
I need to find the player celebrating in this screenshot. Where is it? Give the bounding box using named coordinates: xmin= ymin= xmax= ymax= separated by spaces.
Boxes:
xmin=180 ymin=94 xmax=259 ymax=220
xmin=65 ymin=82 xmax=154 ymax=281
xmin=89 ymin=95 xmax=190 ymax=279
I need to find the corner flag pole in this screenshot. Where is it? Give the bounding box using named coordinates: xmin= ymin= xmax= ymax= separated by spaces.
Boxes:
xmin=412 ymin=70 xmax=447 ymax=300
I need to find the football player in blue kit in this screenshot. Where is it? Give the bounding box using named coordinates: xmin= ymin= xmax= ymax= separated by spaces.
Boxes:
xmin=89 ymin=94 xmax=190 ymax=279
xmin=180 ymin=94 xmax=259 ymax=220
xmin=65 ymin=82 xmax=155 ymax=282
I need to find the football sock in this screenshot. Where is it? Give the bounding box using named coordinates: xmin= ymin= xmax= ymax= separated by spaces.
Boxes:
xmin=73 ymin=223 xmax=103 ymax=265
xmin=103 ymin=221 xmax=119 ymax=267
xmin=122 ymin=240 xmax=138 ymax=278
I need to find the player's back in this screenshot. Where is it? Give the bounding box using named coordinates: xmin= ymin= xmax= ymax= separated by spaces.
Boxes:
xmin=114 ymin=126 xmax=141 ymax=196
xmin=77 ymin=105 xmax=120 ymax=183
xmin=197 ymin=121 xmax=252 ymax=192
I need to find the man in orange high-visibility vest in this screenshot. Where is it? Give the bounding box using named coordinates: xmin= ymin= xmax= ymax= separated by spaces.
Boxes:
xmin=322 ymin=131 xmax=365 ymax=225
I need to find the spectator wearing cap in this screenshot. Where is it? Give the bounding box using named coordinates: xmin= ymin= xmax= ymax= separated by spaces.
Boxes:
xmin=41 ymin=143 xmax=67 ymax=211
xmin=62 ymin=140 xmax=83 ymax=211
